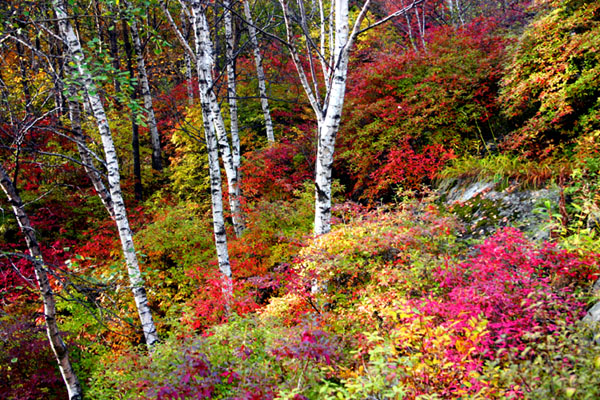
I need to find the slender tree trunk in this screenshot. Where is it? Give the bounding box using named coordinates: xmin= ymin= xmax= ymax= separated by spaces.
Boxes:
xmin=189 ymin=1 xmax=236 ymax=296
xmin=50 ymin=18 xmax=67 ymax=116
xmin=313 ymin=90 xmax=347 ymax=235
xmin=243 ymin=0 xmax=275 ymax=142
xmin=0 ymin=164 xmax=82 ymax=400
xmin=415 ymin=4 xmax=427 ymax=49
xmin=190 ymin=0 xmax=245 ymax=237
xmin=125 ymin=0 xmax=163 ymax=171
xmin=15 ymin=42 xmax=33 ymax=115
xmin=313 ymin=0 xmax=350 ymax=236
xmin=404 ymin=10 xmax=418 ymax=51
xmin=201 ymin=107 xmax=233 ymax=303
xmin=223 ymin=0 xmax=241 ymax=169
xmin=185 ymin=52 xmax=195 ymax=106
xmin=180 ymin=12 xmax=195 ymax=106
xmin=131 ymin=90 xmax=143 ymax=201
xmin=161 ymin=0 xmax=233 ymax=300
xmin=53 ymin=0 xmax=159 ymax=349
xmin=122 ymin=19 xmax=144 ymax=201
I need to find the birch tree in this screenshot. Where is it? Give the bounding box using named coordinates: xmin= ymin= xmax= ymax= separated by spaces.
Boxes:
xmin=52 ymin=0 xmax=159 ymax=349
xmin=243 ymin=0 xmax=275 ymax=142
xmin=162 ymin=0 xmax=245 ymax=238
xmin=0 ymin=164 xmax=83 ymax=400
xmin=180 ymin=12 xmax=196 ymax=106
xmin=189 ymin=0 xmax=245 ymax=237
xmin=160 ymin=0 xmax=235 ymax=300
xmin=278 ymin=0 xmax=420 ymax=236
xmin=199 ymin=108 xmax=234 ymax=303
xmin=224 ymin=0 xmax=242 ymax=163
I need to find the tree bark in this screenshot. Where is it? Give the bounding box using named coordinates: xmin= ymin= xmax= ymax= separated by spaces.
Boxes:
xmin=125 ymin=0 xmax=163 ymax=171
xmin=53 ymin=0 xmax=159 ymax=349
xmin=201 ymin=107 xmax=234 ymax=303
xmin=185 ymin=51 xmax=195 ymax=106
xmin=0 ymin=164 xmax=83 ymax=400
xmin=181 ymin=11 xmax=195 ymax=106
xmin=313 ymin=0 xmax=350 ymax=236
xmin=131 ymin=98 xmax=143 ymax=201
xmin=224 ymin=0 xmax=241 ymax=167
xmin=15 ymin=41 xmax=33 ymax=115
xmin=161 ymin=0 xmax=234 ymax=300
xmin=243 ymin=0 xmax=275 ymax=142
xmin=278 ymin=0 xmax=374 ymax=236
xmin=189 ymin=0 xmax=245 ymax=237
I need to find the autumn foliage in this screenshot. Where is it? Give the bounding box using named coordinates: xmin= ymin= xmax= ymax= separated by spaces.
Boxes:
xmin=338 ymin=21 xmax=507 ymax=201
xmin=2 ymin=0 xmax=600 ymax=398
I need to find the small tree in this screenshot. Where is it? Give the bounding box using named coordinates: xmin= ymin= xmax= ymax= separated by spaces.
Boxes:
xmin=277 ymin=0 xmax=421 ymax=235
xmin=0 ymin=164 xmax=83 ymax=400
xmin=52 ymin=0 xmax=159 ymax=349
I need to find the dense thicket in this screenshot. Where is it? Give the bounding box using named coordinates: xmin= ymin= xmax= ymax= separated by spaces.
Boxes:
xmin=1 ymin=0 xmax=599 ymax=398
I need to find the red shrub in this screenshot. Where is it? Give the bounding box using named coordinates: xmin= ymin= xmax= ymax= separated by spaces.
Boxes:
xmin=429 ymin=228 xmax=590 ymax=354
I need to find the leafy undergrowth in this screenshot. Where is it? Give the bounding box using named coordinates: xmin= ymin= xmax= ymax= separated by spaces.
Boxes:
xmin=88 ymin=200 xmax=600 ymax=399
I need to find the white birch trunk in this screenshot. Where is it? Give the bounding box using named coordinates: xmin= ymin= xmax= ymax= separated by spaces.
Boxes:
xmin=185 ymin=52 xmax=194 ymax=106
xmin=415 ymin=5 xmax=427 ymax=49
xmin=447 ymin=0 xmax=454 ymax=25
xmin=162 ymin=0 xmax=233 ymax=300
xmin=404 ymin=11 xmax=418 ymax=51
xmin=279 ymin=0 xmax=373 ymax=236
xmin=224 ymin=0 xmax=241 ymax=167
xmin=126 ymin=2 xmax=163 ymax=171
xmin=243 ymin=0 xmax=275 ymax=142
xmin=0 ymin=164 xmax=83 ymax=400
xmin=53 ymin=0 xmax=159 ymax=349
xmin=313 ymin=0 xmax=350 ymax=236
xmin=190 ymin=0 xmax=245 ymax=237
xmin=201 ymin=107 xmax=234 ymax=302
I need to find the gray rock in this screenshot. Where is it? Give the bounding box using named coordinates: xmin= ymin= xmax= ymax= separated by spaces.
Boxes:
xmin=584 ymin=302 xmax=600 ymax=324
xmin=439 ymin=178 xmax=560 ymax=242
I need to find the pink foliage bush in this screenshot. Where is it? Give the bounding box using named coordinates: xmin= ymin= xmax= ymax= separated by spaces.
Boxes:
xmin=428 ymin=228 xmax=590 ymax=354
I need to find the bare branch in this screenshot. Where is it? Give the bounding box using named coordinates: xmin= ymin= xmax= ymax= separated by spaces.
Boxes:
xmin=357 ymin=0 xmax=424 ymax=35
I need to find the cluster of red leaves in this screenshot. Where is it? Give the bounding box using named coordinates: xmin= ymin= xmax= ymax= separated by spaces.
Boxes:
xmin=429 ymin=228 xmax=592 ymax=355
xmin=338 ymin=20 xmax=506 ymax=201
xmin=365 ymin=136 xmax=455 ymax=200
xmin=240 ymin=140 xmax=314 ymax=203
xmin=184 ymin=269 xmax=269 ymax=330
xmin=271 ymin=328 xmax=338 ymax=365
